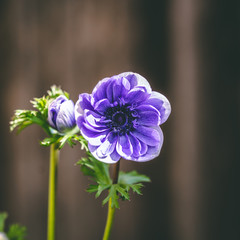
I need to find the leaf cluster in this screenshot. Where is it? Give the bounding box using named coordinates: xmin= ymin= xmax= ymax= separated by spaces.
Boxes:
xmin=10 ymin=85 xmax=83 ymax=149
xmin=77 ymin=153 xmax=151 ymax=208
xmin=0 ymin=212 xmax=27 ymax=240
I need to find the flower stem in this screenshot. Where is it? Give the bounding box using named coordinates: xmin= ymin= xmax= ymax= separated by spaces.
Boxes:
xmin=47 ymin=143 xmax=59 ymax=240
xmin=102 ymin=160 xmax=120 ymax=240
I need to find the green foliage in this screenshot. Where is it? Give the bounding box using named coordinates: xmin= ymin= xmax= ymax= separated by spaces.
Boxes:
xmin=0 ymin=212 xmax=27 ymax=240
xmin=77 ymin=153 xmax=151 ymax=209
xmin=7 ymin=225 xmax=27 ymax=240
xmin=0 ymin=212 xmax=8 ymax=232
xmin=10 ymin=85 xmax=81 ymax=150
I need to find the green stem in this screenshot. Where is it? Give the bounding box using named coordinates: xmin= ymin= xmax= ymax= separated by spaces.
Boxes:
xmin=47 ymin=143 xmax=59 ymax=240
xmin=102 ymin=197 xmax=116 ymax=240
xmin=102 ymin=160 xmax=120 ymax=240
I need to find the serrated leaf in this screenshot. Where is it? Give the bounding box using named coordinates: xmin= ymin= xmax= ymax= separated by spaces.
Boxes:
xmin=77 ymin=152 xmax=111 ymax=185
xmin=96 ymin=184 xmax=110 ymax=198
xmin=103 ymin=185 xmax=119 ymax=208
xmin=87 ymin=185 xmax=98 ymax=193
xmin=0 ymin=212 xmax=8 ymax=232
xmin=130 ymin=183 xmax=144 ymax=195
xmin=116 ymin=185 xmax=130 ymax=200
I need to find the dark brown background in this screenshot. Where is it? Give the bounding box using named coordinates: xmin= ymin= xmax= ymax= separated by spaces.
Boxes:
xmin=1 ymin=0 xmax=240 ymax=240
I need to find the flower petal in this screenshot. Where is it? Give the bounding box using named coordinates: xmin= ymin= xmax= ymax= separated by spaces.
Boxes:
xmin=112 ymin=77 xmax=131 ymax=101
xmin=137 ymin=127 xmax=163 ymax=162
xmin=56 ymin=100 xmax=76 ymax=132
xmin=144 ymin=91 xmax=171 ymax=124
xmin=128 ymin=133 xmax=141 ymax=157
xmin=124 ymin=87 xmax=150 ymax=104
xmin=75 ymin=93 xmax=93 ymax=120
xmin=116 ymin=134 xmax=133 ymax=159
xmin=95 ymin=132 xmax=118 ymax=158
xmin=139 ymin=140 xmax=148 ymax=155
xmin=92 ymin=77 xmax=111 ymax=101
xmin=76 ymin=116 xmax=109 ymax=146
xmin=118 ymin=72 xmax=152 ymax=93
xmin=137 ymin=109 xmax=160 ymax=126
xmin=132 ymin=125 xmax=161 ymax=146
xmin=84 ymin=110 xmax=107 ymax=128
xmin=89 ymin=143 xmax=121 ymax=164
xmin=94 ymin=98 xmax=111 ymax=114
xmin=48 ymin=95 xmax=68 ymax=127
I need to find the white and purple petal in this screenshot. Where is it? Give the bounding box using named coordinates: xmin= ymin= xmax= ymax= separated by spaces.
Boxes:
xmin=118 ymin=72 xmax=152 ymax=93
xmin=136 ymin=127 xmax=163 ymax=162
xmin=116 ymin=134 xmax=133 ymax=159
xmin=144 ymin=91 xmax=171 ymax=124
xmin=56 ymin=100 xmax=76 ymax=132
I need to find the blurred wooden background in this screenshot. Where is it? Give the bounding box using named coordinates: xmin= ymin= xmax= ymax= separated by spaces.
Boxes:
xmin=0 ymin=0 xmax=240 ymax=240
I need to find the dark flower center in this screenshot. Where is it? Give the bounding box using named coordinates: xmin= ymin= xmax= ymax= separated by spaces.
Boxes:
xmin=112 ymin=112 xmax=128 ymax=127
xmin=104 ymin=104 xmax=138 ymax=135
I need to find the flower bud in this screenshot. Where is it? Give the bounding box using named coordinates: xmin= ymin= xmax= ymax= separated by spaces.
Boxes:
xmin=48 ymin=95 xmax=76 ymax=132
xmin=0 ymin=232 xmax=8 ymax=240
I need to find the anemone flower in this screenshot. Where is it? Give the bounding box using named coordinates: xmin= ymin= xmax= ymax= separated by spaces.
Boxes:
xmin=75 ymin=72 xmax=171 ymax=163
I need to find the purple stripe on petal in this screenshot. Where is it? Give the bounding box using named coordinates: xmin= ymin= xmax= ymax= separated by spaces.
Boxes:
xmin=132 ymin=125 xmax=160 ymax=146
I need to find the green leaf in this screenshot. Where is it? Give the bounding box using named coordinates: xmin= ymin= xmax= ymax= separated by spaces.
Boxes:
xmin=118 ymin=170 xmax=151 ymax=185
xmin=130 ymin=183 xmax=144 ymax=195
xmin=77 ymin=152 xmax=111 ymax=186
xmin=0 ymin=212 xmax=8 ymax=232
xmin=103 ymin=185 xmax=119 ymax=208
xmin=116 ymin=185 xmax=130 ymax=200
xmin=7 ymin=224 xmax=27 ymax=240
xmin=96 ymin=184 xmax=110 ymax=198
xmin=40 ymin=137 xmax=57 ymax=146
xmin=86 ymin=184 xmax=98 ymax=193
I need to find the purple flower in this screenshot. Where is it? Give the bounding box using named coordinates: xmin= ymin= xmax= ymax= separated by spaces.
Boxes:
xmin=75 ymin=72 xmax=171 ymax=163
xmin=48 ymin=95 xmax=76 ymax=133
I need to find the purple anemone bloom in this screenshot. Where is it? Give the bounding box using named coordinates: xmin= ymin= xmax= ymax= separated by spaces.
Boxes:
xmin=48 ymin=95 xmax=76 ymax=133
xmin=75 ymin=72 xmax=171 ymax=163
